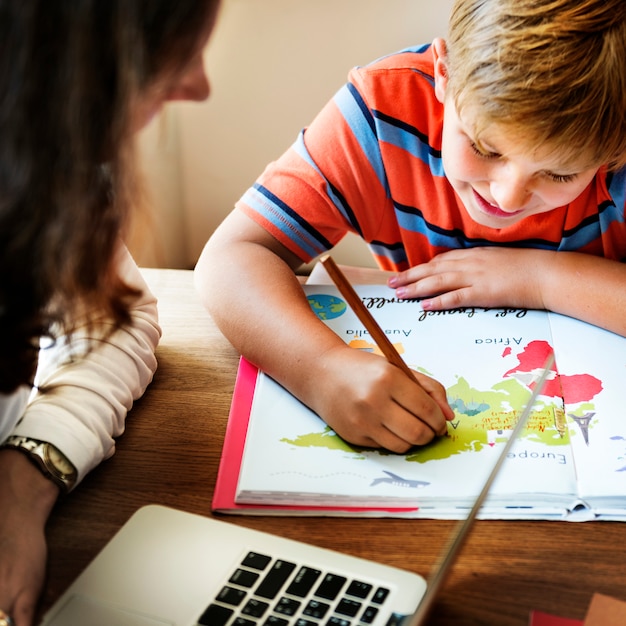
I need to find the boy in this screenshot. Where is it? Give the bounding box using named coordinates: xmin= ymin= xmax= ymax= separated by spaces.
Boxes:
xmin=195 ymin=0 xmax=626 ymax=453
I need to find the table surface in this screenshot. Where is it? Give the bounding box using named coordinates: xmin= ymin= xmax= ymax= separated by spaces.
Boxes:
xmin=38 ymin=268 xmax=626 ymax=625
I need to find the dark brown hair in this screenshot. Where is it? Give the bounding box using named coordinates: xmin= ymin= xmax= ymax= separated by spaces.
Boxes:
xmin=0 ymin=0 xmax=219 ymax=393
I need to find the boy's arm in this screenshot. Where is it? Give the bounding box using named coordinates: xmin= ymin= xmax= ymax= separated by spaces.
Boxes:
xmin=539 ymin=252 xmax=626 ymax=334
xmin=389 ymin=247 xmax=626 ymax=336
xmin=195 ymin=209 xmax=453 ymax=453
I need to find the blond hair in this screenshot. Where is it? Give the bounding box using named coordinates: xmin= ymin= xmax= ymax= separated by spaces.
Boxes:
xmin=445 ymin=0 xmax=626 ymax=168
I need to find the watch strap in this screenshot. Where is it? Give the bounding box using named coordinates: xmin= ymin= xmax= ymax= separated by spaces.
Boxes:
xmin=1 ymin=435 xmax=77 ymax=493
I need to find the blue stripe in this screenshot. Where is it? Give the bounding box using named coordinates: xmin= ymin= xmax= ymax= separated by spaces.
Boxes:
xmin=558 ymin=168 xmax=626 ymax=250
xmin=241 ymin=184 xmax=333 ymax=258
xmin=327 ymin=181 xmax=364 ymax=237
xmin=600 ymin=169 xmax=626 ymax=245
xmin=374 ymin=110 xmax=445 ymax=177
xmin=334 ymin=83 xmax=390 ymax=196
xmin=606 ymin=168 xmax=626 ymax=221
xmin=558 ymin=213 xmax=602 ymax=250
xmin=368 ymin=241 xmax=409 ymax=266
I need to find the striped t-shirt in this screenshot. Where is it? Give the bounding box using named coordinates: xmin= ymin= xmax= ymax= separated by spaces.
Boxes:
xmin=237 ymin=44 xmax=626 ymax=272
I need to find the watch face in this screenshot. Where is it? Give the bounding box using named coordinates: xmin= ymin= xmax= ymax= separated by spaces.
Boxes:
xmin=45 ymin=444 xmax=76 ymax=478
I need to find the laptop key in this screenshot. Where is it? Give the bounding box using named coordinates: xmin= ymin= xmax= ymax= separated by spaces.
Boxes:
xmin=274 ymin=596 xmax=301 ymax=616
xmin=217 ymin=585 xmax=247 ymax=606
xmin=242 ymin=552 xmax=272 ymax=570
xmin=371 ymin=587 xmax=390 ymax=604
xmin=263 ymin=616 xmax=289 ymax=626
xmin=345 ymin=580 xmax=372 ymax=599
xmin=360 ymin=605 xmax=379 ymax=624
xmin=242 ymin=598 xmax=270 ymax=618
xmin=230 ymin=568 xmax=261 ymax=588
xmin=303 ymin=599 xmax=330 ymax=619
xmin=325 ymin=617 xmax=351 ymax=626
xmin=314 ymin=574 xmax=347 ymax=600
xmin=256 ymin=560 xmax=297 ymax=599
xmin=197 ymin=603 xmax=233 ymax=626
xmin=286 ymin=566 xmax=321 ymax=597
xmin=233 ymin=618 xmax=256 ymax=626
xmin=336 ymin=598 xmax=361 ymax=618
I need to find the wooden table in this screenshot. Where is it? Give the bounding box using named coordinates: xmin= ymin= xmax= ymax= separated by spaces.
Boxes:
xmin=38 ymin=268 xmax=626 ymax=625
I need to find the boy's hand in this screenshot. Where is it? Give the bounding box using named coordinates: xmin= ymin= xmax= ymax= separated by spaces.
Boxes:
xmin=388 ymin=247 xmax=548 ymax=311
xmin=313 ymin=346 xmax=453 ymax=453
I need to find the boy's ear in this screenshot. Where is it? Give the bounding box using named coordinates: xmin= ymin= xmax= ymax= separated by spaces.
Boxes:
xmin=432 ymin=38 xmax=449 ymax=103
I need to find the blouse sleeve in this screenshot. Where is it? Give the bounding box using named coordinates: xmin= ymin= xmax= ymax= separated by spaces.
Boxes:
xmin=11 ymin=246 xmax=161 ymax=487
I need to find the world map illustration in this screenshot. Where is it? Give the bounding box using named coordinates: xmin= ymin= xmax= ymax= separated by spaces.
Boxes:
xmin=291 ymin=293 xmax=604 ymax=464
xmin=307 ymin=293 xmax=347 ymax=320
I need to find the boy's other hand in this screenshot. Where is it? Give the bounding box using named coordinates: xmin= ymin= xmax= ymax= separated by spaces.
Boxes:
xmin=388 ymin=247 xmax=548 ymax=312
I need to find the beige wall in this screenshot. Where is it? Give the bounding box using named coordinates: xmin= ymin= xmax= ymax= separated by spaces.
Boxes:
xmin=134 ymin=0 xmax=454 ymax=268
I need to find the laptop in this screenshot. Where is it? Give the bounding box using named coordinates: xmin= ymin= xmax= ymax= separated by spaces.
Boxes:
xmin=41 ymin=357 xmax=554 ymax=626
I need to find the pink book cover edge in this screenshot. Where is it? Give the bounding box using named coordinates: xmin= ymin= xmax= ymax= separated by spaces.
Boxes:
xmin=211 ymin=357 xmax=418 ymax=515
xmin=528 ymin=610 xmax=583 ymax=626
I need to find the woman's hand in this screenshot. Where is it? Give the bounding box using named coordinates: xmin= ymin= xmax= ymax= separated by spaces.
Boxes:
xmin=312 ymin=345 xmax=454 ymax=453
xmin=0 ymin=450 xmax=59 ymax=626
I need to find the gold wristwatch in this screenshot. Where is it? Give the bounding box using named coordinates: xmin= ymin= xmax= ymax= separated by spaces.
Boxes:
xmin=2 ymin=435 xmax=77 ymax=493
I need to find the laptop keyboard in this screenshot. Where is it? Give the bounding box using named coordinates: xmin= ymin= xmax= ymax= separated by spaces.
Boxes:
xmin=198 ymin=550 xmax=396 ymax=626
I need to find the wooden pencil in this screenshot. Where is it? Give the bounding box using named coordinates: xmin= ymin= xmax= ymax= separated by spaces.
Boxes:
xmin=320 ymin=255 xmax=417 ymax=381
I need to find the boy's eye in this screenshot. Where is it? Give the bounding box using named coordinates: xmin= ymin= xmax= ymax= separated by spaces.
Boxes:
xmin=467 ymin=135 xmax=583 ymax=183
xmin=546 ymin=172 xmax=577 ymax=184
xmin=469 ymin=140 xmax=499 ymax=159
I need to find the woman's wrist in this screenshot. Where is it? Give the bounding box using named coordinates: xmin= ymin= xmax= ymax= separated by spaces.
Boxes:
xmin=0 ymin=449 xmax=59 ymax=524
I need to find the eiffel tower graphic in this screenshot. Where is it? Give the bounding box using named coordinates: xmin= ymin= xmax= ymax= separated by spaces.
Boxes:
xmin=568 ymin=411 xmax=596 ymax=445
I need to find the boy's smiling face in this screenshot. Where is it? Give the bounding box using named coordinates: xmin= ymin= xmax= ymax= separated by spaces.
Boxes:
xmin=432 ymin=38 xmax=600 ymax=229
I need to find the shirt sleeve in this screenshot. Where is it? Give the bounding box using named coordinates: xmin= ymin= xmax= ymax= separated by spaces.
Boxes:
xmin=12 ymin=246 xmax=161 ymax=487
xmin=235 ymin=63 xmax=392 ymax=263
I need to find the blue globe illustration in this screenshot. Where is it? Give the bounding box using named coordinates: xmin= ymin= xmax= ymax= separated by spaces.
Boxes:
xmin=307 ymin=294 xmax=347 ymax=320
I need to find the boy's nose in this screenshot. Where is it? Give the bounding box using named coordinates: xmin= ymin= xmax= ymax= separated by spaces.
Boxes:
xmin=489 ymin=173 xmax=532 ymax=212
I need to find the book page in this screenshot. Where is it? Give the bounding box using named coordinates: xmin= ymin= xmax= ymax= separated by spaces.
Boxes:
xmin=549 ymin=314 xmax=626 ymax=507
xmin=236 ymin=285 xmax=577 ymax=517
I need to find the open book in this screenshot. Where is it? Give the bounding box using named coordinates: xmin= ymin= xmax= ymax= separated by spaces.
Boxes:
xmin=213 ymin=283 xmax=626 ymax=521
